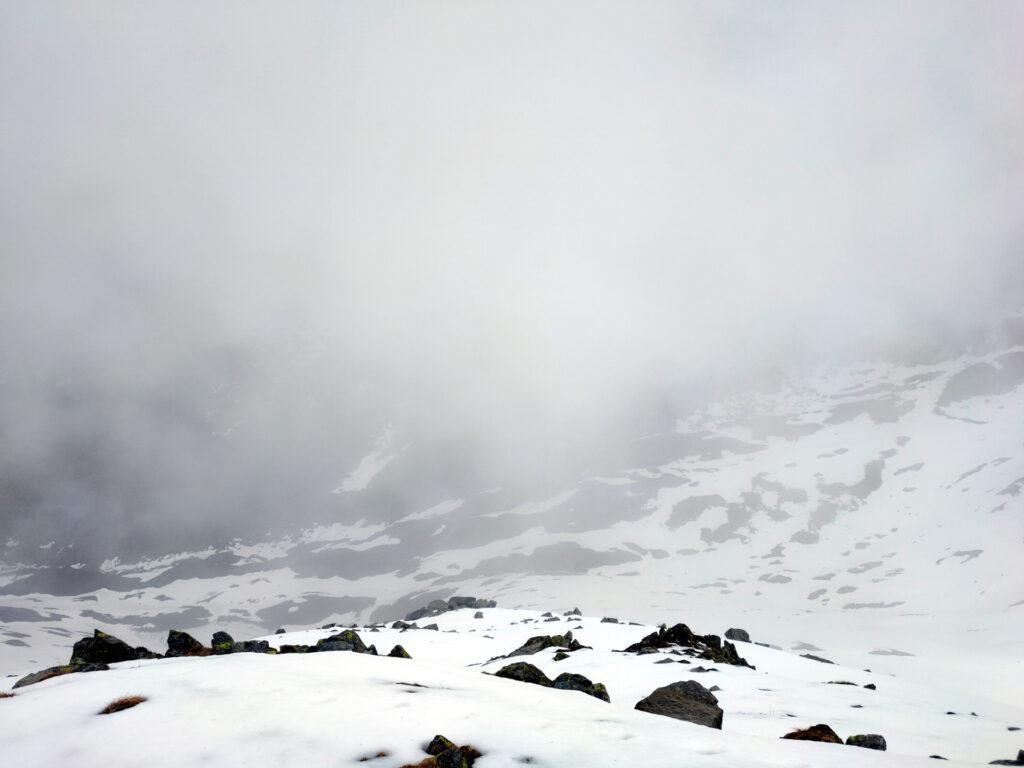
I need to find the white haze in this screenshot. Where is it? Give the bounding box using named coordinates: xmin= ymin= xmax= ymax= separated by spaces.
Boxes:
xmin=1 ymin=1 xmax=1022 ymax=553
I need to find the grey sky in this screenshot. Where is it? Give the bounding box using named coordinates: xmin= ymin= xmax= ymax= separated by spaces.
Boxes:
xmin=1 ymin=1 xmax=1022 ymax=557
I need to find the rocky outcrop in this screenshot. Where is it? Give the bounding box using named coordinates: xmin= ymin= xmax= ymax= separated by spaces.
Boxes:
xmin=70 ymin=629 xmax=138 ymax=665
xmin=166 ymin=629 xmax=210 ymax=657
xmin=278 ymin=644 xmax=310 ymax=654
xmin=989 ymin=750 xmax=1024 ymax=766
xmin=781 ymin=724 xmax=843 ymax=743
xmin=507 ymin=631 xmax=584 ymax=657
xmin=314 ymin=629 xmax=368 ymax=653
xmin=623 ymin=623 xmax=753 ymax=669
xmin=405 ymin=596 xmax=496 ymax=622
xmin=846 ymin=734 xmax=887 ymax=750
xmin=493 ymin=662 xmax=608 ymax=702
xmin=634 ymin=680 xmax=723 ymax=729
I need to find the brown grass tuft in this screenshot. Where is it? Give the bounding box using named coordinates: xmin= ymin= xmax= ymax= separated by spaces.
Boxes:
xmin=98 ymin=695 xmax=147 ymax=714
xmin=0 ymin=692 xmax=14 ymax=699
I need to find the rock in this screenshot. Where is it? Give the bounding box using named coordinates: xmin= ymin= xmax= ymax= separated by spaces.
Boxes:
xmin=541 ymin=612 xmax=553 ymax=617
xmin=231 ymin=640 xmax=270 ymax=654
xmin=846 ymin=734 xmax=887 ymax=751
xmin=211 ymin=631 xmax=234 ymax=654
xmin=551 ymin=672 xmax=610 ymax=702
xmin=388 ymin=645 xmax=411 ymax=659
xmin=544 ymin=617 xmax=560 ymax=622
xmin=724 ymin=628 xmax=750 ymax=642
xmin=392 ymin=620 xmax=414 ymax=630
xmin=275 ymin=628 xmax=286 ymax=635
xmin=988 ymin=750 xmax=1024 ymax=766
xmin=321 ymin=623 xmax=337 ymax=629
xmin=1008 ymin=726 xmax=1021 ymax=732
xmin=553 ymin=651 xmax=569 ymax=661
xmin=600 ymin=617 xmax=619 ymax=623
xmin=133 ymin=646 xmax=162 ymax=660
xmin=507 ymin=631 xmax=581 ymax=657
xmin=564 ymin=607 xmax=582 ymax=616
xmin=315 ymin=629 xmax=368 ymax=653
xmin=474 ymin=612 xmax=484 ymax=619
xmin=624 ymin=623 xmax=752 ymax=669
xmin=634 ymin=680 xmax=723 ymax=729
xmin=427 ymin=735 xmax=457 ymax=755
xmin=278 ymin=644 xmax=310 ymax=654
xmin=494 ymin=662 xmax=553 ymax=687
xmin=801 ymin=653 xmax=835 ymax=664
xmin=863 ymin=683 xmax=876 ymax=690
xmin=14 ymin=662 xmax=109 ymax=689
xmin=70 ymin=629 xmax=138 ymax=665
xmin=828 ymin=680 xmax=858 ymax=686
xmin=166 ymin=629 xmax=209 ymax=657
xmin=781 ymin=724 xmax=843 ymax=744
xmin=424 ymin=623 xmax=439 ymax=631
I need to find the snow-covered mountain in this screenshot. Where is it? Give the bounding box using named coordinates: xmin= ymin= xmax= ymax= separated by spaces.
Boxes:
xmin=4 ymin=607 xmax=1023 ymax=766
xmin=2 ymin=339 xmax=1023 ymax=706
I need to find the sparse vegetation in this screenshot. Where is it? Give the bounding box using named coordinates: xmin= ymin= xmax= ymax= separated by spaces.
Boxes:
xmin=0 ymin=691 xmax=14 ymax=699
xmin=98 ymin=695 xmax=147 ymax=715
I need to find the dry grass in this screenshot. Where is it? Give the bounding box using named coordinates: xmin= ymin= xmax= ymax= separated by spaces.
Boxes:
xmin=98 ymin=695 xmax=147 ymax=715
xmin=0 ymin=692 xmax=14 ymax=699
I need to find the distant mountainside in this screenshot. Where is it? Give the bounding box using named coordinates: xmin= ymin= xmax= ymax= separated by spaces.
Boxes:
xmin=3 ymin=340 xmax=1022 ymax=699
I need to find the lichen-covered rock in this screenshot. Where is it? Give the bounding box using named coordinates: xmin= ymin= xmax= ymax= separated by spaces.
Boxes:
xmin=494 ymin=662 xmax=553 ymax=687
xmin=846 ymin=734 xmax=887 ymax=751
xmin=507 ymin=631 xmax=582 ymax=657
xmin=634 ymin=680 xmax=723 ymax=729
xmin=724 ymin=628 xmax=750 ymax=642
xmin=70 ymin=629 xmax=137 ymax=665
xmin=427 ymin=735 xmax=457 ymax=756
xmin=278 ymin=644 xmax=310 ymax=654
xmin=211 ymin=631 xmax=234 ymax=654
xmin=314 ymin=629 xmax=368 ymax=653
xmin=551 ymin=672 xmax=610 ymax=702
xmin=166 ymin=629 xmax=209 ymax=657
xmin=781 ymin=724 xmax=843 ymax=743
xmin=388 ymin=644 xmax=411 ymax=659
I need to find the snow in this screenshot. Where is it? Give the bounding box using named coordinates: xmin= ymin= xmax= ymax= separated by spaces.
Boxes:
xmin=4 ymin=608 xmax=1022 ymax=767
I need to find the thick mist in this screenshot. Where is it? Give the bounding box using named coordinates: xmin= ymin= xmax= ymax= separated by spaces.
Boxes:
xmin=2 ymin=1 xmax=1022 ymax=560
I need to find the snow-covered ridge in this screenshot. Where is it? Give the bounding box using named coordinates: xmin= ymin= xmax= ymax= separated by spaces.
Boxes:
xmin=3 ymin=607 xmax=1022 ymax=767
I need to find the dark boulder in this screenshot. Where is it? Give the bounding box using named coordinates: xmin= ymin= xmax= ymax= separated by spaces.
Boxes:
xmin=134 ymin=646 xmax=162 ymax=660
xmin=600 ymin=617 xmax=619 ymax=623
xmin=278 ymin=644 xmax=310 ymax=654
xmin=494 ymin=662 xmax=553 ymax=687
xmin=564 ymin=607 xmax=582 ymax=616
xmin=392 ymin=620 xmax=414 ymax=630
xmin=624 ymin=623 xmax=752 ymax=669
xmin=275 ymin=628 xmax=286 ymax=634
xmin=427 ymin=735 xmax=457 ymax=755
xmin=724 ymin=628 xmax=750 ymax=642
xmin=781 ymin=724 xmax=843 ymax=744
xmin=70 ymin=629 xmax=137 ymax=665
xmin=634 ymin=680 xmax=723 ymax=729
xmin=314 ymin=629 xmax=368 ymax=653
xmin=388 ymin=645 xmax=411 ymax=659
xmin=846 ymin=734 xmax=887 ymax=751
xmin=801 ymin=653 xmax=835 ymax=664
xmin=211 ymin=631 xmax=234 ymax=654
xmin=423 ymin=623 xmax=439 ymax=631
xmin=551 ymin=672 xmax=610 ymax=702
xmin=989 ymin=750 xmax=1024 ymax=766
xmin=166 ymin=629 xmax=209 ymax=657
xmin=474 ymin=611 xmax=484 ymax=619
xmin=507 ymin=631 xmax=582 ymax=657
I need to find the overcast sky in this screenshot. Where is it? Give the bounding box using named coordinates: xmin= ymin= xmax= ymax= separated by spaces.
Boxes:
xmin=1 ymin=1 xmax=1022 ymax=558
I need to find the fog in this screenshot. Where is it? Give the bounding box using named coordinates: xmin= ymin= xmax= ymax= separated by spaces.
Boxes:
xmin=2 ymin=1 xmax=1022 ymax=560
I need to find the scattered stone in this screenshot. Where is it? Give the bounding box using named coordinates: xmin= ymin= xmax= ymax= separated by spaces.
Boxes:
xmin=211 ymin=631 xmax=234 ymax=654
xmin=70 ymin=629 xmax=137 ymax=665
xmin=474 ymin=612 xmax=484 ymax=619
xmin=166 ymin=629 xmax=209 ymax=657
xmin=275 ymin=628 xmax=286 ymax=635
xmin=846 ymin=734 xmax=887 ymax=751
xmin=989 ymin=750 xmax=1024 ymax=766
xmin=655 ymin=658 xmax=675 ymax=665
xmin=827 ymin=680 xmax=858 ymax=686
xmin=322 ymin=623 xmax=337 ymax=629
xmin=541 ymin=612 xmax=553 ymax=617
xmin=600 ymin=617 xmax=619 ymax=623
xmin=724 ymin=628 xmax=750 ymax=642
xmin=424 ymin=624 xmax=439 ymax=631
xmin=551 ymin=672 xmax=610 ymax=702
xmin=388 ymin=645 xmax=411 ymax=659
xmin=801 ymin=654 xmax=835 ymax=665
xmin=634 ymin=680 xmax=723 ymax=729
xmin=544 ymin=617 xmax=560 ymax=622
xmin=13 ymin=662 xmax=109 ymax=689
xmin=863 ymin=683 xmax=876 ymax=690
xmin=691 ymin=666 xmax=717 ymax=673
xmin=781 ymin=724 xmax=843 ymax=744
xmin=553 ymin=652 xmax=569 ymax=661
xmin=1008 ymin=726 xmax=1021 ymax=732
xmin=507 ymin=631 xmax=583 ymax=658
xmin=405 ymin=597 xmax=495 ymax=622
xmin=564 ymin=608 xmax=582 ymax=616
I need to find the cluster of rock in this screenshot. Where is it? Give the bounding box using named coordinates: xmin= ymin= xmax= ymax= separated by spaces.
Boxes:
xmin=13 ymin=625 xmax=410 ymax=689
xmin=404 ymin=596 xmax=496 ymax=622
xmin=782 ymin=724 xmax=887 ymax=751
xmin=493 ymin=661 xmax=610 ymax=702
xmin=622 ymin=623 xmax=753 ymax=669
xmin=400 ymin=734 xmax=482 ymax=768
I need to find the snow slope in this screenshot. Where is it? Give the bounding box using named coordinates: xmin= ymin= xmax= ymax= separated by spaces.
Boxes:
xmin=4 ymin=608 xmax=1023 ymax=767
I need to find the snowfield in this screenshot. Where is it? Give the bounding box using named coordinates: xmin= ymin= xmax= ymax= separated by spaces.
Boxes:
xmin=3 ymin=608 xmax=1022 ymax=767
